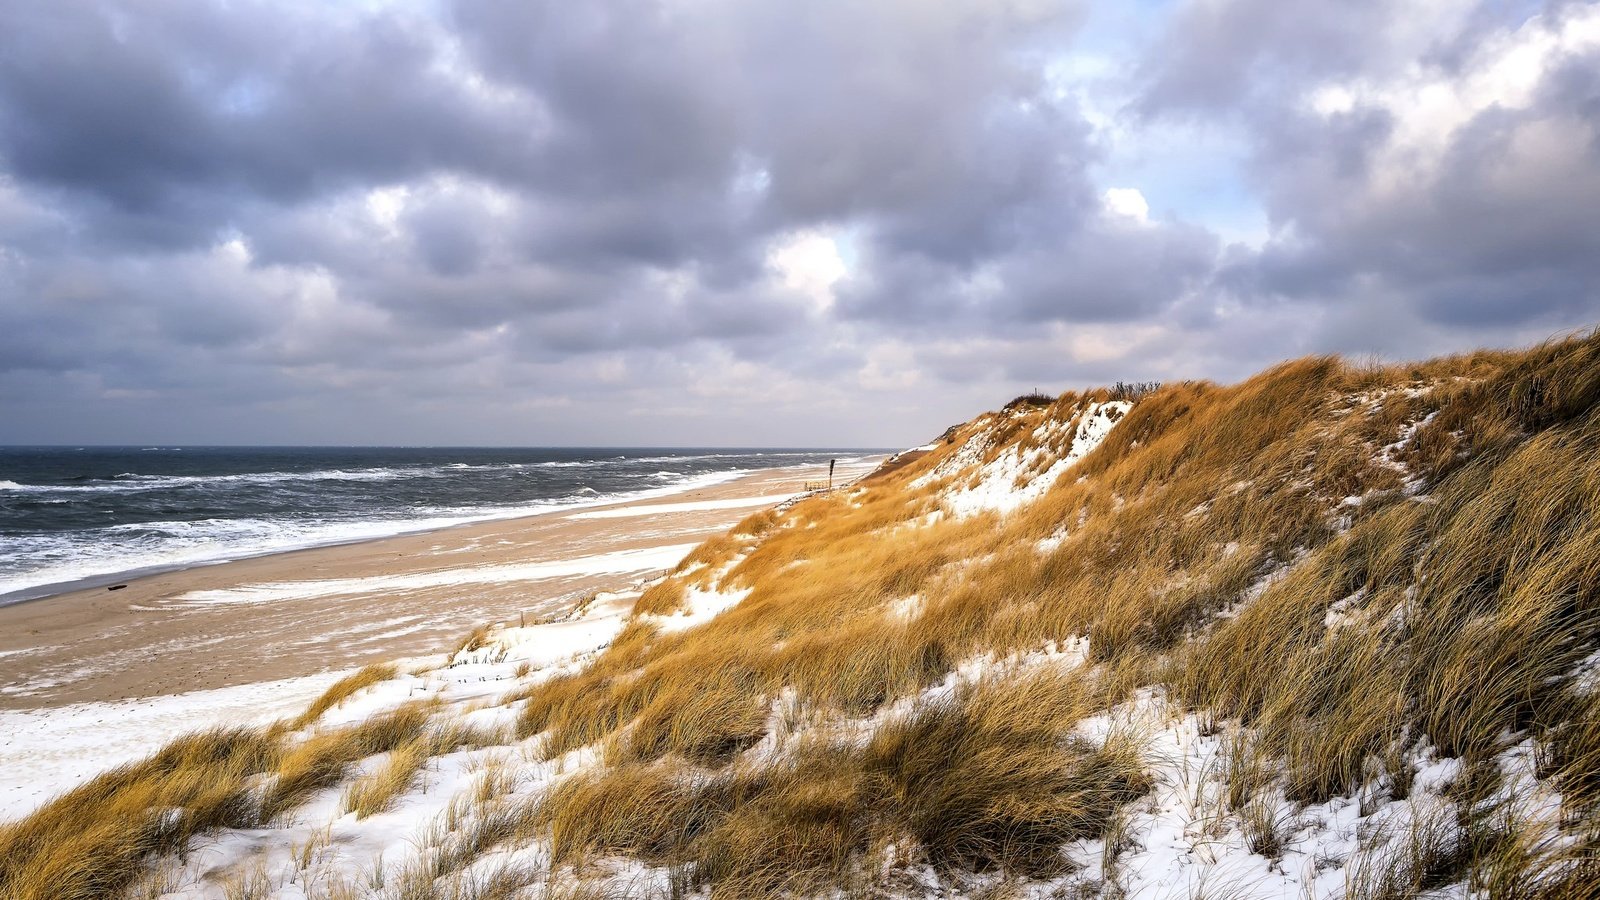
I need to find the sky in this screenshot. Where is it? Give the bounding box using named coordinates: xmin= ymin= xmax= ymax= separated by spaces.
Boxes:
xmin=1 ymin=0 xmax=1598 ymax=447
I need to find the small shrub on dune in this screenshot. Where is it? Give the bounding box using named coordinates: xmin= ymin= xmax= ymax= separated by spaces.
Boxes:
xmin=1004 ymin=391 xmax=1058 ymax=410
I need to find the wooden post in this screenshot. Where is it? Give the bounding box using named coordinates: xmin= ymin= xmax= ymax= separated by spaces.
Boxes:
xmin=829 ymin=459 xmax=835 ymax=491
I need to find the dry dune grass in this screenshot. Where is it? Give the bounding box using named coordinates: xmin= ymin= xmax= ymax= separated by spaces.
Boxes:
xmin=291 ymin=662 xmax=398 ymax=728
xmin=540 ymin=670 xmax=1147 ymax=898
xmin=518 ymin=329 xmax=1600 ymax=894
xmin=262 ymin=701 xmax=437 ymax=823
xmin=0 ymin=727 xmax=281 ymax=900
xmin=0 ymin=691 xmax=435 ymax=900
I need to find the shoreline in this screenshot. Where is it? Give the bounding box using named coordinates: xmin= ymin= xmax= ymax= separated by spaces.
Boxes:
xmin=0 ymin=466 xmax=763 ymax=609
xmin=0 ymin=457 xmax=883 ymax=710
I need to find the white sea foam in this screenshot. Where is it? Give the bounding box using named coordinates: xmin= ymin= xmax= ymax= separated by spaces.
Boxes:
xmin=0 ymin=470 xmax=747 ymax=603
xmin=4 ymin=466 xmax=470 ymax=494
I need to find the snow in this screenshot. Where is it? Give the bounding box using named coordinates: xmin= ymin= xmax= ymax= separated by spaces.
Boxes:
xmin=452 ymin=590 xmax=643 ymax=670
xmin=1042 ymin=693 xmax=1471 ymax=899
xmin=68 ymin=570 xmax=668 ymax=897
xmin=911 ymin=417 xmax=998 ymax=488
xmin=887 ymin=593 xmax=924 ymax=620
xmin=942 ymin=401 xmax=1131 ymax=518
xmin=1034 ymin=525 xmax=1070 ymax=553
xmin=0 ymin=671 xmax=348 ymax=821
xmin=566 ymin=494 xmax=798 ymax=519
xmin=175 ymin=543 xmax=697 ymax=605
xmin=640 ymin=584 xmax=752 ymax=633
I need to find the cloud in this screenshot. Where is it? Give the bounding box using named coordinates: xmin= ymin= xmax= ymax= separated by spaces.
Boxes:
xmin=1216 ymin=3 xmax=1600 ymax=337
xmin=0 ymin=0 xmax=1597 ymax=446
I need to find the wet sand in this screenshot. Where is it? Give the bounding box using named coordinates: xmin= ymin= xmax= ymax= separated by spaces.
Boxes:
xmin=0 ymin=459 xmax=881 ymax=709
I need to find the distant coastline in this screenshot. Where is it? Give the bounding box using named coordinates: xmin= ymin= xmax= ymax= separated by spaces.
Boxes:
xmin=0 ymin=447 xmax=885 ymax=607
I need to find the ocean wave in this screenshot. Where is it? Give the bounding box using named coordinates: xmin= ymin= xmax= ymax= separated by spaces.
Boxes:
xmin=616 ymin=451 xmax=828 ymax=465
xmin=0 ymin=451 xmax=843 ymax=494
xmin=2 ymin=466 xmax=464 ymax=493
xmin=0 ymin=467 xmax=749 ymax=603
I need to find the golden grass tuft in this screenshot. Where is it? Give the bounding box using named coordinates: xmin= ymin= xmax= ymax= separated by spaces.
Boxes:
xmin=292 ymin=662 xmax=397 ymax=728
xmin=632 ymin=580 xmax=686 ymax=616
xmin=449 ymin=624 xmax=494 ymax=661
xmin=260 ymin=702 xmax=434 ymax=823
xmin=612 ymin=660 xmax=773 ymax=765
xmin=0 ymin=727 xmax=281 ymax=900
xmin=538 ymin=670 xmax=1148 ymax=897
xmin=340 ymin=737 xmax=432 ymax=819
xmin=859 ymin=671 xmax=1149 ymax=876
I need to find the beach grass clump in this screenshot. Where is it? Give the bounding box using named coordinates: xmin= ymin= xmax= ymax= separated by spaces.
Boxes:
xmin=0 ymin=727 xmax=281 ymax=900
xmin=858 ymin=671 xmax=1148 ymax=876
xmin=536 ymin=670 xmax=1148 ymax=897
xmin=340 ymin=737 xmax=432 ymax=819
xmin=449 ymin=625 xmax=494 ymax=661
xmin=611 ymin=659 xmax=774 ymax=766
xmin=292 ymin=662 xmax=398 ymax=728
xmin=632 ymin=579 xmax=686 ymax=616
xmin=261 ymin=702 xmax=434 ymax=822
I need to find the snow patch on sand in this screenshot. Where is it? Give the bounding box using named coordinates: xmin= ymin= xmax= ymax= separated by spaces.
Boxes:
xmin=567 ymin=494 xmax=796 ymax=520
xmin=175 ymin=544 xmax=697 ymax=605
xmin=0 ymin=671 xmax=348 ymax=821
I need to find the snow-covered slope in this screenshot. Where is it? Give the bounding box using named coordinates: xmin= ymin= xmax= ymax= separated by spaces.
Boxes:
xmin=926 ymin=400 xmax=1131 ymax=517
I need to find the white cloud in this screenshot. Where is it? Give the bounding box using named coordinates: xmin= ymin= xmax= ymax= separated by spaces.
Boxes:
xmin=1102 ymin=187 xmax=1151 ymax=223
xmin=1310 ymin=5 xmax=1600 ymax=185
xmin=768 ymin=230 xmax=848 ymax=311
xmin=364 ymin=185 xmax=410 ymax=238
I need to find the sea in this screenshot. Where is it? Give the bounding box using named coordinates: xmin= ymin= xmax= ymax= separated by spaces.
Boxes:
xmin=0 ymin=446 xmax=878 ymax=606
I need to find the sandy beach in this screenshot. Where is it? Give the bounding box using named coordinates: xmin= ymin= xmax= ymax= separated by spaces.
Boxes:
xmin=0 ymin=458 xmax=881 ymax=710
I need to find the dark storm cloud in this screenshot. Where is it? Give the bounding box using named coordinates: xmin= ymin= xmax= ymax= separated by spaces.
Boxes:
xmin=2 ymin=0 xmax=1599 ymax=446
xmin=0 ymin=3 xmax=540 ymax=223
